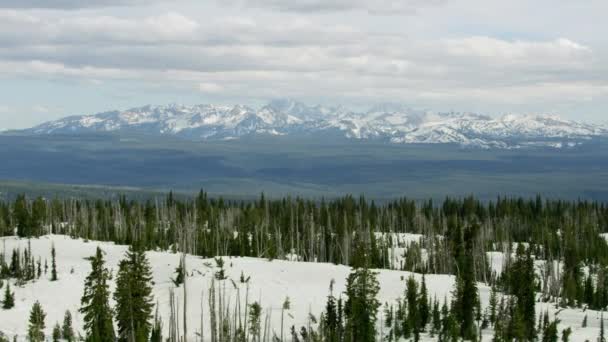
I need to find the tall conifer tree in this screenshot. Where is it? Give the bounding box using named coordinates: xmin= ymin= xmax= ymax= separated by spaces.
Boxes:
xmin=27 ymin=301 xmax=46 ymax=342
xmin=80 ymin=247 xmax=115 ymax=342
xmin=114 ymin=245 xmax=155 ymax=342
xmin=51 ymin=243 xmax=58 ymax=281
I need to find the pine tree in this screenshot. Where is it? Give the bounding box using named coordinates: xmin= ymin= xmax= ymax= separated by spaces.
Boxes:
xmin=172 ymin=258 xmax=184 ymax=287
xmin=80 ymin=247 xmax=115 ymax=342
xmin=27 ymin=301 xmax=46 ymax=342
xmin=322 ymin=280 xmax=340 ymax=342
xmin=36 ymin=257 xmax=41 ymax=279
xmin=9 ymin=249 xmax=20 ymax=279
xmin=248 ymin=302 xmax=262 ymax=342
xmin=51 ymin=243 xmax=58 ymax=281
xmin=510 ymin=244 xmax=536 ymax=340
xmin=2 ymin=282 xmax=14 ymax=309
xmin=431 ymin=298 xmax=441 ymax=334
xmin=489 ymin=285 xmax=498 ymax=325
xmin=561 ymin=327 xmax=572 ymax=342
xmin=582 ymin=314 xmax=587 ymax=328
xmin=542 ymin=318 xmax=559 ymax=342
xmin=343 ymin=268 xmax=380 ymax=342
xmin=451 ymin=223 xmax=479 ymax=341
xmin=61 ymin=310 xmax=75 ymax=342
xmin=601 ymin=311 xmax=606 ymax=342
xmin=52 ymin=323 xmax=61 ymax=342
xmin=406 ymin=276 xmax=420 ymax=340
xmin=418 ymin=274 xmax=430 ymax=331
xmin=150 ymin=308 xmax=163 ymax=342
xmin=281 ymin=296 xmax=291 ymax=342
xmin=113 ymin=246 xmax=155 ymax=342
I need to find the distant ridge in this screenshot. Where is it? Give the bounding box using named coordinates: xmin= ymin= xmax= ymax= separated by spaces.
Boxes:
xmin=19 ymin=99 xmax=608 ymax=149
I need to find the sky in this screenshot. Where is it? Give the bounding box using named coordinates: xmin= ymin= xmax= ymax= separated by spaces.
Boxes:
xmin=0 ymin=0 xmax=607 ymax=129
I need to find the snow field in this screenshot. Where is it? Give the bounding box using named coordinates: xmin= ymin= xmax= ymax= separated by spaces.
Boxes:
xmin=0 ymin=235 xmax=603 ymax=341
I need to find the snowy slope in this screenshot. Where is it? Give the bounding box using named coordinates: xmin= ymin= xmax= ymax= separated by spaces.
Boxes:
xmin=0 ymin=235 xmax=604 ymax=341
xmin=20 ymin=100 xmax=608 ymax=149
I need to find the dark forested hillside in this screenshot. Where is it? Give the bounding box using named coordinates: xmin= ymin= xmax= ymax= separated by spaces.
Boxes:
xmin=3 ymin=133 xmax=608 ymax=201
xmin=2 ymin=192 xmax=608 ymax=340
xmin=3 ymin=192 xmax=608 ymax=305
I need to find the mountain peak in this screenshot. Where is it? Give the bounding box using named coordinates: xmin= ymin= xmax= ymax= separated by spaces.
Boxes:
xmin=18 ymin=102 xmax=608 ymax=149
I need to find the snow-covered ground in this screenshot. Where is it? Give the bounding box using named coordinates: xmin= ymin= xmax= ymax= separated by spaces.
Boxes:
xmin=0 ymin=235 xmax=604 ymax=341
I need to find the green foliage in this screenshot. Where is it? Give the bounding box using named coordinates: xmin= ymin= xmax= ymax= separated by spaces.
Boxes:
xmin=80 ymin=247 xmax=115 ymax=342
xmin=321 ymin=280 xmax=342 ymax=342
xmin=506 ymin=244 xmax=536 ymax=339
xmin=113 ymin=246 xmax=155 ymax=342
xmin=52 ymin=323 xmax=61 ymax=342
xmin=149 ymin=308 xmax=163 ymax=342
xmin=248 ymin=302 xmax=262 ymax=342
xmin=27 ymin=301 xmax=46 ymax=342
xmin=542 ymin=318 xmax=559 ymax=342
xmin=62 ymin=310 xmax=75 ymax=342
xmin=172 ymin=259 xmax=184 ymax=287
xmin=2 ymin=282 xmax=14 ymax=309
xmin=418 ymin=274 xmax=430 ymax=330
xmin=51 ymin=244 xmax=58 ymax=281
xmin=561 ymin=327 xmax=572 ymax=342
xmin=343 ymin=268 xmax=380 ymax=342
xmin=450 ymin=223 xmax=479 ymax=341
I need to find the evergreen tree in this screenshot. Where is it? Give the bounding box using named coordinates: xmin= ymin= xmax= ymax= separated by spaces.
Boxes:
xmin=601 ymin=311 xmax=606 ymax=342
xmin=542 ymin=318 xmax=559 ymax=342
xmin=343 ymin=268 xmax=380 ymax=342
xmin=9 ymin=249 xmax=20 ymax=279
xmin=172 ymin=259 xmax=184 ymax=287
xmin=406 ymin=276 xmax=420 ymax=340
xmin=582 ymin=314 xmax=587 ymax=328
xmin=14 ymin=194 xmax=30 ymax=238
xmin=451 ymin=223 xmax=479 ymax=340
xmin=561 ymin=327 xmax=572 ymax=342
xmin=51 ymin=244 xmax=58 ymax=281
xmin=27 ymin=301 xmax=46 ymax=342
xmin=418 ymin=274 xmax=430 ymax=331
xmin=149 ymin=308 xmax=163 ymax=342
xmin=80 ymin=247 xmax=115 ymax=342
xmin=2 ymin=282 xmax=14 ymax=309
xmin=113 ymin=246 xmax=155 ymax=342
xmin=248 ymin=302 xmax=262 ymax=342
xmin=431 ymin=298 xmax=441 ymax=334
xmin=510 ymin=244 xmax=536 ymax=340
xmin=488 ymin=285 xmax=497 ymax=326
xmin=61 ymin=310 xmax=75 ymax=342
xmin=36 ymin=257 xmax=41 ymax=279
xmin=52 ymin=323 xmax=61 ymax=342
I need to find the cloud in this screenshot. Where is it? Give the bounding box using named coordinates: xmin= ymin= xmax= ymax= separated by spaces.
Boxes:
xmin=219 ymin=0 xmax=446 ymax=14
xmin=198 ymin=82 xmax=224 ymax=93
xmin=0 ymin=0 xmax=161 ymax=9
xmin=445 ymin=37 xmax=592 ymax=68
xmin=0 ymin=1 xmax=606 ymax=122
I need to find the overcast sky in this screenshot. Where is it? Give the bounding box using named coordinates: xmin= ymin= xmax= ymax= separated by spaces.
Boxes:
xmin=0 ymin=0 xmax=607 ymax=129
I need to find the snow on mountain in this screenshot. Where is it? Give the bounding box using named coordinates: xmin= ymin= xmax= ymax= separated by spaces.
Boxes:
xmin=21 ymin=100 xmax=608 ymax=149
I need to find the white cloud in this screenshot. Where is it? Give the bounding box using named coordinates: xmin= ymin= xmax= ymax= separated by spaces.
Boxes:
xmin=0 ymin=0 xmax=163 ymax=9
xmin=445 ymin=37 xmax=592 ymax=67
xmin=0 ymin=1 xmax=606 ymax=122
xmin=219 ymin=0 xmax=446 ymax=14
xmin=32 ymin=105 xmax=51 ymax=113
xmin=198 ymin=82 xmax=223 ymax=93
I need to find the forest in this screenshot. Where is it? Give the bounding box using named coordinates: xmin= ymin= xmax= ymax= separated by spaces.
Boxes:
xmin=1 ymin=192 xmax=608 ymax=341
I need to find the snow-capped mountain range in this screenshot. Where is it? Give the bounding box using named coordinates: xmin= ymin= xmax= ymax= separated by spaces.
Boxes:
xmin=20 ymin=99 xmax=608 ymax=149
